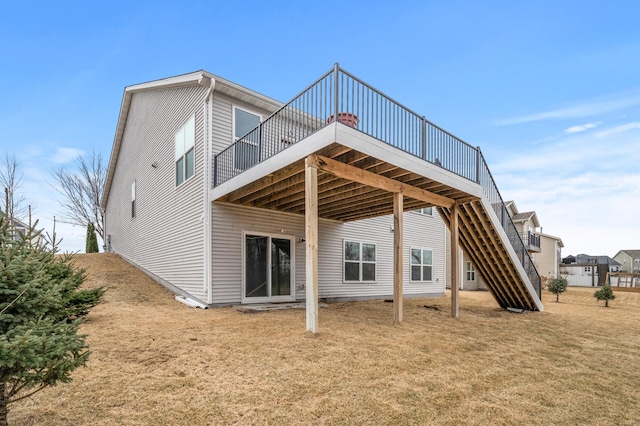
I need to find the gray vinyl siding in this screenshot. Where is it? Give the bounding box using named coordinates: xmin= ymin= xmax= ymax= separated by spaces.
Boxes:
xmin=211 ymin=92 xmax=273 ymax=156
xmin=211 ymin=203 xmax=447 ymax=304
xmin=105 ymin=84 xmax=208 ymax=301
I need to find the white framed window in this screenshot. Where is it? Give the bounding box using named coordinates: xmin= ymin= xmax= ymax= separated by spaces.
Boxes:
xmin=343 ymin=240 xmax=376 ymax=282
xmin=233 ymin=106 xmax=261 ymax=170
xmin=131 ymin=181 xmax=136 ymax=218
xmin=466 ymin=261 xmax=475 ymax=281
xmin=410 ymin=247 xmax=433 ymax=281
xmin=175 ymin=115 xmax=195 ymax=186
xmin=416 ymin=207 xmax=433 ymax=215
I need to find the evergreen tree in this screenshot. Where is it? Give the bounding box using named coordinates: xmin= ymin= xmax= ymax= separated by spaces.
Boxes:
xmin=594 ymin=285 xmax=615 ymax=307
xmin=0 ymin=216 xmax=103 ymax=425
xmin=547 ymin=277 xmax=568 ymax=302
xmin=85 ymin=222 xmax=99 ymax=253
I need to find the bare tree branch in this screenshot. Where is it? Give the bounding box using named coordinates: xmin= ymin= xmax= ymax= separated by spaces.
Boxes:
xmin=0 ymin=151 xmax=28 ymax=221
xmin=51 ymin=150 xmax=106 ymax=240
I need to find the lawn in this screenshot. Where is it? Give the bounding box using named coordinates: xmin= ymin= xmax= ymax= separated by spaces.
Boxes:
xmin=10 ymin=253 xmax=640 ymax=425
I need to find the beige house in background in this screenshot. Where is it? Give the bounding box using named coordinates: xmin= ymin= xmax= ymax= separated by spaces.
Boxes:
xmin=613 ymin=250 xmax=640 ymax=273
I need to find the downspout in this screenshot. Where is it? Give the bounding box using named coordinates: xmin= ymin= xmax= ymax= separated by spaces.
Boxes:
xmin=202 ymin=76 xmax=216 ymax=305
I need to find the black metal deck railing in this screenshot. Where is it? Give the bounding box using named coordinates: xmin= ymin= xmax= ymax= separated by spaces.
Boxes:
xmin=520 ymin=231 xmax=541 ymax=251
xmin=213 ymin=64 xmax=541 ymax=298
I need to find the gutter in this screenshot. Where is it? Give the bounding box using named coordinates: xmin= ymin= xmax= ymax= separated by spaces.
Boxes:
xmin=201 ymin=75 xmax=216 ymax=305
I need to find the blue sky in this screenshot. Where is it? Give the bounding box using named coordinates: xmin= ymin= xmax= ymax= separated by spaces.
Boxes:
xmin=1 ymin=1 xmax=639 ymax=257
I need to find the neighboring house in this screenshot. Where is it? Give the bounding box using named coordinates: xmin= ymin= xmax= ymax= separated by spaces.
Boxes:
xmin=613 ymin=250 xmax=640 ymax=273
xmin=0 ymin=210 xmax=29 ymax=241
xmin=560 ymin=254 xmax=621 ymax=287
xmin=451 ymin=201 xmax=562 ymax=290
xmin=536 ymin=232 xmax=564 ymax=278
xmin=102 ymin=66 xmax=543 ymax=331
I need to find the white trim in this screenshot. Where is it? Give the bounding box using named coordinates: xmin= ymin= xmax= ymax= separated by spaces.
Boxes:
xmin=342 ymin=239 xmax=378 ymax=283
xmin=232 ymin=105 xmax=263 ymax=172
xmin=175 ymin=114 xmax=196 ymax=187
xmin=466 ymin=261 xmax=476 ymax=282
xmin=409 ymin=246 xmax=433 ymax=282
xmin=232 ymin=105 xmax=263 ymax=140
xmin=131 ymin=180 xmax=136 ymax=219
xmin=241 ymin=230 xmax=296 ymax=304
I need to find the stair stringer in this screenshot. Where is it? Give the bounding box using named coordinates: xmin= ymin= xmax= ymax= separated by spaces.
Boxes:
xmin=440 ymin=199 xmax=544 ymax=311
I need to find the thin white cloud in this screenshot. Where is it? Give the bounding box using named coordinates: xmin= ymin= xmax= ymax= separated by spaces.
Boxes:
xmin=563 ymin=121 xmax=601 ymax=134
xmin=495 ymin=91 xmax=640 ymax=126
xmin=594 ymin=121 xmax=640 ymax=138
xmin=52 ymin=147 xmax=84 ymax=164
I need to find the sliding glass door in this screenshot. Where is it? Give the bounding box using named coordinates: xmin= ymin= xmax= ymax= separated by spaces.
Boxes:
xmin=244 ymin=234 xmax=293 ymax=302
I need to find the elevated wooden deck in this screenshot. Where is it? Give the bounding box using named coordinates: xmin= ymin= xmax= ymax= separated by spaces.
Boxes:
xmin=211 ymin=65 xmax=542 ymax=332
xmin=212 ymin=124 xmax=543 ymax=319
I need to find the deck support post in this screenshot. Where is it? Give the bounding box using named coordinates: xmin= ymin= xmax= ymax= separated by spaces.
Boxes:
xmin=451 ymin=203 xmax=460 ymax=317
xmin=393 ymin=192 xmax=403 ymax=323
xmin=305 ymin=157 xmax=319 ymax=333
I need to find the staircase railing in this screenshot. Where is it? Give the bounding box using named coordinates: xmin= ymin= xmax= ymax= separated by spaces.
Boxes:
xmin=213 ymin=64 xmax=541 ymax=297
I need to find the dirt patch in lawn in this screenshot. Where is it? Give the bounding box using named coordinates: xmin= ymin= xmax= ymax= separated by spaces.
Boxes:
xmin=10 ymin=253 xmax=640 ymax=425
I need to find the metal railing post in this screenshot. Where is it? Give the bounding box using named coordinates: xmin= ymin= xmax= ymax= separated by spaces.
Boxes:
xmin=333 ymin=63 xmax=339 ymax=117
xmin=476 ymin=146 xmax=481 ymax=184
xmin=258 ymin=125 xmax=263 ymax=162
xmin=421 ymin=116 xmax=427 ymax=160
xmin=213 ymin=156 xmax=218 ymax=188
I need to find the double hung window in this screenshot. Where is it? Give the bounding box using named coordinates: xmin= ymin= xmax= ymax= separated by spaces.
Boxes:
xmin=344 ymin=241 xmax=376 ymax=282
xmin=175 ymin=115 xmax=195 ymax=186
xmin=466 ymin=261 xmax=475 ymax=281
xmin=411 ymin=248 xmax=433 ymax=281
xmin=131 ymin=181 xmax=136 ymax=218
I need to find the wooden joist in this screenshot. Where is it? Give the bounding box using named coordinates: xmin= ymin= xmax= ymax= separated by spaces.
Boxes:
xmin=306 ymin=154 xmax=455 ymax=208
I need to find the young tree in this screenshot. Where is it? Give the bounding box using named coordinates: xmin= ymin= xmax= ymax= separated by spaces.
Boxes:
xmin=0 ymin=216 xmax=104 ymax=425
xmin=594 ymin=285 xmax=615 ymax=307
xmin=51 ymin=149 xmax=106 ymax=240
xmin=0 ymin=152 xmax=27 ymax=222
xmin=547 ymin=277 xmax=568 ymax=302
xmin=85 ymin=222 xmax=99 ymax=253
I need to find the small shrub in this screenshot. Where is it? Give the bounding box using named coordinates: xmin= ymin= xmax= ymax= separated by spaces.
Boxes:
xmin=594 ymin=285 xmax=615 ymax=307
xmin=547 ymin=277 xmax=568 ymax=302
xmin=86 ymin=222 xmax=99 ymax=253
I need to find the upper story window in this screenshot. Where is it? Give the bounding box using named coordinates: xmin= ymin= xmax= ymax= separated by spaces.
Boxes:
xmin=233 ymin=107 xmax=261 ymax=170
xmin=416 ymin=207 xmax=433 ymax=216
xmin=344 ymin=240 xmax=376 ymax=282
xmin=175 ymin=115 xmax=195 ymax=186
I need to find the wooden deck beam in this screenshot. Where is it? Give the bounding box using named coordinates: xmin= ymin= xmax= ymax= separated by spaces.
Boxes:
xmin=307 ymin=154 xmax=455 ymax=208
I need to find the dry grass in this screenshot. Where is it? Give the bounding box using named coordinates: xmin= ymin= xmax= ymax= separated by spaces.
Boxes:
xmin=9 ymin=253 xmax=640 ymax=425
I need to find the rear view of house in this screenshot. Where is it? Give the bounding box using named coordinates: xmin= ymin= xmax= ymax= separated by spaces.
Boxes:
xmin=102 ymin=65 xmax=543 ymax=332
